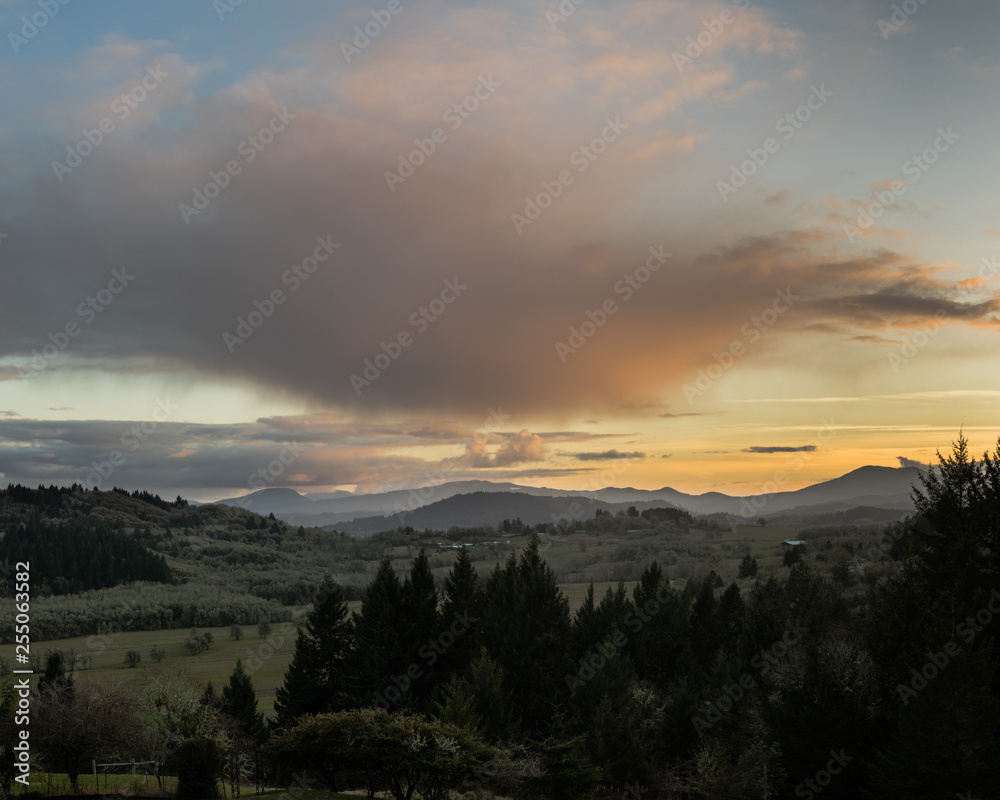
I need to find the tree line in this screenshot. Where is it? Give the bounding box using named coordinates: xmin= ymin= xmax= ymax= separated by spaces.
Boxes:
xmin=0 ymin=517 xmax=171 ymax=596
xmin=0 ymin=435 xmax=997 ymax=798
xmin=265 ymin=435 xmax=1000 ymax=798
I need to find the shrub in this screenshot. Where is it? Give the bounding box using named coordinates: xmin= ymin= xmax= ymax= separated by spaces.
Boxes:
xmin=184 ymin=629 xmax=213 ymax=655
xmin=175 ymin=737 xmax=223 ymax=800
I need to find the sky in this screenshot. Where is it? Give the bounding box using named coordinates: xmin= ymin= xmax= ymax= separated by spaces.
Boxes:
xmin=1 ymin=0 xmax=999 ymax=501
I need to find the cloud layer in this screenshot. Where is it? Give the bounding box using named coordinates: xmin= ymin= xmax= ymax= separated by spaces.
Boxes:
xmin=2 ymin=0 xmax=999 ymax=494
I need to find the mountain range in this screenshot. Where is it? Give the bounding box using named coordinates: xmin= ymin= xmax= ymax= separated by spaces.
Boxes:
xmin=205 ymin=465 xmax=926 ymax=533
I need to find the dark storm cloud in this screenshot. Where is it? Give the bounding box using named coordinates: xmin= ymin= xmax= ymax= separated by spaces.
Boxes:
xmin=0 ymin=415 xmax=630 ymax=494
xmin=742 ymin=445 xmax=818 ymax=453
xmin=573 ymin=450 xmax=646 ymax=461
xmin=2 ymin=32 xmax=997 ymax=423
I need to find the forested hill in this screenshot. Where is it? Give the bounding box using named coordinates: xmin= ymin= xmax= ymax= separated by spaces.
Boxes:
xmin=2 ymin=483 xmax=189 ymax=525
xmin=0 ymin=485 xmax=201 ymax=595
xmin=339 ymin=490 xmax=693 ymax=533
xmin=0 ymin=484 xmax=309 ymax=641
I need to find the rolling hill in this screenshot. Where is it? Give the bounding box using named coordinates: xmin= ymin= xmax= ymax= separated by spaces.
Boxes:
xmin=210 ymin=465 xmax=926 ymax=531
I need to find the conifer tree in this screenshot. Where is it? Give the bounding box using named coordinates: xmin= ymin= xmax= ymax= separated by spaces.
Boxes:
xmin=437 ymin=647 xmax=515 ymax=743
xmin=439 ymin=547 xmax=482 ymax=675
xmin=630 ymin=562 xmax=678 ymax=683
xmin=690 ymin=576 xmax=723 ymax=668
xmin=480 ymin=534 xmax=573 ymax=735
xmin=400 ymin=548 xmax=440 ymax=710
xmin=222 ymin=660 xmax=266 ymax=747
xmin=346 ymin=556 xmax=408 ymax=709
xmin=273 ymin=575 xmax=352 ymax=728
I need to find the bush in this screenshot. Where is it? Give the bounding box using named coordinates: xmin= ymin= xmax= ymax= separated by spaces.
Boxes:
xmin=150 ymin=645 xmax=167 ymax=663
xmin=184 ymin=629 xmax=213 ymax=655
xmin=124 ymin=650 xmax=141 ymax=668
xmin=738 ymin=554 xmax=758 ymax=578
xmin=175 ymin=737 xmax=223 ymax=800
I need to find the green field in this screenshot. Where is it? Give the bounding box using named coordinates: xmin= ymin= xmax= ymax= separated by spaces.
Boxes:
xmin=33 ymin=622 xmax=302 ymax=718
xmin=11 ymin=772 xmax=178 ymax=797
xmin=29 ymin=521 xmax=807 ymax=721
xmin=9 ymin=776 xmax=368 ymax=799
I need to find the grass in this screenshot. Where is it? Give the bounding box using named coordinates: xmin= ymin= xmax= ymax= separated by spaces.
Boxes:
xmin=32 ymin=522 xmax=805 ymax=719
xmin=12 ymin=772 xmax=177 ymax=797
xmin=264 ymin=793 xmax=369 ymax=800
xmin=12 ymin=778 xmax=399 ymax=800
xmin=34 ymin=622 xmax=302 ymax=718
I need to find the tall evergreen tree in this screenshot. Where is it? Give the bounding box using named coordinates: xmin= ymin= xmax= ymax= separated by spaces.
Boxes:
xmin=221 ymin=660 xmax=266 ymax=747
xmin=437 ymin=647 xmax=516 ymax=743
xmin=346 ymin=556 xmax=408 ymax=709
xmin=630 ymin=561 xmax=688 ymax=687
xmin=273 ymin=575 xmax=352 ymax=728
xmin=912 ymin=433 xmax=1000 ymax=609
xmin=400 ymin=548 xmax=440 ymax=710
xmin=571 ymin=584 xmax=599 ymax=657
xmin=439 ymin=547 xmax=482 ymax=676
xmin=479 ymin=534 xmax=573 ymax=736
xmin=689 ymin=577 xmax=723 ymax=668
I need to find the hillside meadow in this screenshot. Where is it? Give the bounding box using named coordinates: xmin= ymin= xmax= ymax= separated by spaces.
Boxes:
xmin=30 ymin=520 xmax=847 ymax=720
